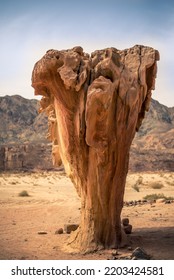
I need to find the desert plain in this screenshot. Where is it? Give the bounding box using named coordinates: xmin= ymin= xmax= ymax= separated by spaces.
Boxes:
xmin=0 ymin=170 xmax=173 ymax=260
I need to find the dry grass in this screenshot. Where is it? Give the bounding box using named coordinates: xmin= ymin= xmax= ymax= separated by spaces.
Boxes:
xmin=132 ymin=184 xmax=140 ymax=192
xmin=150 ymin=182 xmax=164 ymax=189
xmin=143 ymin=193 xmax=174 ymax=201
xmin=18 ymin=190 xmax=30 ymax=197
xmin=131 ymin=176 xmax=143 ymax=192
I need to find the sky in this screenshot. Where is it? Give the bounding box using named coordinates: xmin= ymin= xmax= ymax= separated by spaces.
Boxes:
xmin=0 ymin=0 xmax=174 ymax=106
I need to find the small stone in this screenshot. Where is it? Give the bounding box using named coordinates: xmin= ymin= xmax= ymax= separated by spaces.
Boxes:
xmin=124 ymin=256 xmax=131 ymax=260
xmin=122 ymin=218 xmax=129 ymax=226
xmin=156 ymin=198 xmax=165 ymax=203
xmin=131 ymin=247 xmax=150 ymax=260
xmin=38 ymin=231 xmax=47 ymax=235
xmin=124 ymin=224 xmax=132 ymax=234
xmin=55 ymin=228 xmax=63 ymax=234
xmin=112 ymin=249 xmax=119 ymax=256
xmin=165 ymin=200 xmax=171 ymax=204
xmin=64 ymin=224 xmax=79 ymax=234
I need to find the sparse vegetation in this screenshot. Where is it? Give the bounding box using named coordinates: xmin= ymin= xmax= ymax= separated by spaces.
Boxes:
xmin=137 ymin=176 xmax=143 ymax=185
xmin=18 ymin=190 xmax=30 ymax=197
xmin=143 ymin=193 xmax=174 ymax=201
xmin=166 ymin=181 xmax=174 ymax=186
xmin=132 ymin=184 xmax=140 ymax=192
xmin=11 ymin=181 xmax=17 ymax=185
xmin=132 ymin=176 xmax=143 ymax=192
xmin=150 ymin=182 xmax=164 ymax=189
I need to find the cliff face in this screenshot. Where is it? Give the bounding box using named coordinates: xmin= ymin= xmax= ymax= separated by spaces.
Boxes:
xmin=0 ymin=144 xmax=52 ymax=171
xmin=0 ymin=95 xmax=52 ymax=171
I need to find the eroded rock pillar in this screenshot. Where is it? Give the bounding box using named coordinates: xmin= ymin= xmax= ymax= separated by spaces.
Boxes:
xmin=32 ymin=45 xmax=159 ymax=252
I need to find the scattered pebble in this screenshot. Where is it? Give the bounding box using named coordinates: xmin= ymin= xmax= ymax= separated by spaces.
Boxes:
xmin=124 ymin=199 xmax=173 ymax=207
xmin=64 ymin=224 xmax=79 ymax=234
xmin=37 ymin=231 xmax=47 ymax=235
xmin=156 ymin=199 xmax=165 ymax=203
xmin=122 ymin=218 xmax=129 ymax=226
xmin=165 ymin=200 xmax=171 ymax=204
xmin=131 ymin=247 xmax=150 ymax=260
xmin=55 ymin=228 xmax=63 ymax=234
xmin=122 ymin=217 xmax=132 ymax=234
xmin=123 ymin=224 xmax=132 ymax=234
xmin=112 ymin=249 xmax=119 ymax=256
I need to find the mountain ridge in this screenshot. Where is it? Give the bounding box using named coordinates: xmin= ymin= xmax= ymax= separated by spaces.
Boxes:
xmin=0 ymin=94 xmax=174 ymax=171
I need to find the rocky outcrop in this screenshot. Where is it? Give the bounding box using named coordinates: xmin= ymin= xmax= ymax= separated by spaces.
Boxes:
xmin=32 ymin=45 xmax=159 ymax=252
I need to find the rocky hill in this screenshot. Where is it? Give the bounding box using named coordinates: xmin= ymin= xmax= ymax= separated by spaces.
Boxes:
xmin=0 ymin=95 xmax=48 ymax=144
xmin=130 ymin=99 xmax=174 ymax=172
xmin=0 ymin=95 xmax=174 ymax=171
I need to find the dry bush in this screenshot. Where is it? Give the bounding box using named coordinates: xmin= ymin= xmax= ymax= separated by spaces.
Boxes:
xmin=166 ymin=181 xmax=174 ymax=186
xmin=137 ymin=176 xmax=143 ymax=185
xmin=11 ymin=181 xmax=17 ymax=185
xmin=132 ymin=176 xmax=143 ymax=192
xmin=143 ymin=193 xmax=174 ymax=201
xmin=18 ymin=190 xmax=30 ymax=197
xmin=150 ymin=182 xmax=164 ymax=189
xmin=132 ymin=184 xmax=140 ymax=192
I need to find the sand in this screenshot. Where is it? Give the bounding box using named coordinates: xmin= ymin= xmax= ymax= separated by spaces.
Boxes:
xmin=0 ymin=170 xmax=173 ymax=260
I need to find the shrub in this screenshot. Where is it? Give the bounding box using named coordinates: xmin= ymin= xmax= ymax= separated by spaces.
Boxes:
xmin=143 ymin=193 xmax=174 ymax=201
xmin=132 ymin=184 xmax=140 ymax=192
xmin=137 ymin=176 xmax=143 ymax=185
xmin=18 ymin=190 xmax=30 ymax=197
xmin=131 ymin=176 xmax=143 ymax=192
xmin=150 ymin=182 xmax=164 ymax=189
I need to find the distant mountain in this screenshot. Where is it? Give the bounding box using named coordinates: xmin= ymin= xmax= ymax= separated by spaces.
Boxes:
xmin=130 ymin=99 xmax=174 ymax=171
xmin=134 ymin=99 xmax=174 ymax=149
xmin=0 ymin=95 xmax=174 ymax=171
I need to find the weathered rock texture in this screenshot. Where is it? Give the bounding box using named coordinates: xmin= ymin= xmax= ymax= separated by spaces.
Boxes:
xmin=0 ymin=95 xmax=48 ymax=144
xmin=32 ymin=45 xmax=159 ymax=252
xmin=0 ymin=144 xmax=52 ymax=171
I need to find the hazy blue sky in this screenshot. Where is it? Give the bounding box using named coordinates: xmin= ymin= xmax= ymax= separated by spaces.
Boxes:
xmin=0 ymin=0 xmax=174 ymax=106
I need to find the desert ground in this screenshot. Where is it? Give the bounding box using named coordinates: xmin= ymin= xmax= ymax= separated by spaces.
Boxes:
xmin=0 ymin=170 xmax=173 ymax=260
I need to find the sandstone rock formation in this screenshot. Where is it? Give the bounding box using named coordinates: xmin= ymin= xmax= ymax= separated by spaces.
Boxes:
xmin=32 ymin=45 xmax=159 ymax=252
xmin=0 ymin=144 xmax=52 ymax=171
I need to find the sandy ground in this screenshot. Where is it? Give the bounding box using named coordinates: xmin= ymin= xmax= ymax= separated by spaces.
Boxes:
xmin=0 ymin=170 xmax=173 ymax=260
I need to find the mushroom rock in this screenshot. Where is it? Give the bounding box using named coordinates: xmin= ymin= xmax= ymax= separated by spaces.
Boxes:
xmin=32 ymin=45 xmax=159 ymax=252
